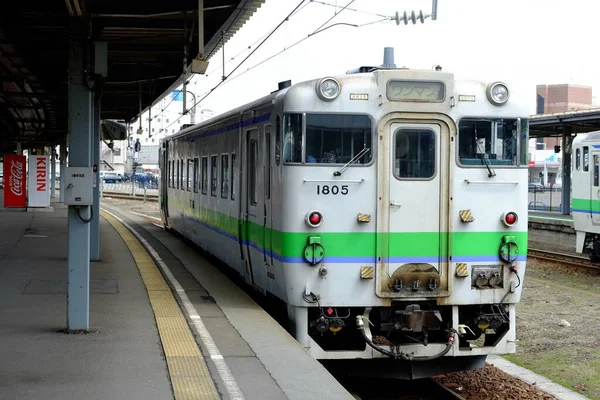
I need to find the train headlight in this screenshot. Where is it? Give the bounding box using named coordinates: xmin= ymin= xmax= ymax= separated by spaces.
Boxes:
xmin=502 ymin=211 xmax=518 ymax=227
xmin=486 ymin=82 xmax=509 ymax=105
xmin=316 ymin=78 xmax=340 ymax=101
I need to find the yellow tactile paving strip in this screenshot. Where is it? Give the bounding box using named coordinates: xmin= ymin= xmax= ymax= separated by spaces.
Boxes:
xmin=102 ymin=211 xmax=220 ymax=400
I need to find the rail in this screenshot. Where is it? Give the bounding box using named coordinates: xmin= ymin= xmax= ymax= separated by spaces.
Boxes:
xmin=528 ymin=248 xmax=600 ymax=271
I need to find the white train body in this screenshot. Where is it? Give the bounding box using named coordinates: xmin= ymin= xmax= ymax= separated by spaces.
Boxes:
xmin=571 ymin=132 xmax=600 ymax=259
xmin=159 ymin=53 xmax=529 ymax=378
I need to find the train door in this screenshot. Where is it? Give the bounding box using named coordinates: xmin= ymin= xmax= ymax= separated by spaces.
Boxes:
xmin=376 ymin=121 xmax=449 ymax=298
xmin=243 ymin=128 xmax=267 ymax=291
xmin=591 ymin=151 xmax=600 ymax=224
xmin=159 ymin=142 xmax=169 ymax=223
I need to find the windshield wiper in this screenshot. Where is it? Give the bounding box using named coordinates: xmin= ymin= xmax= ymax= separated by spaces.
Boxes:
xmin=475 ymin=140 xmax=496 ymax=178
xmin=333 ymin=147 xmax=371 ymax=176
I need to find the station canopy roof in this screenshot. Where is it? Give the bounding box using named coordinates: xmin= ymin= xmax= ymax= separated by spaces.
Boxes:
xmin=0 ymin=0 xmax=264 ymax=152
xmin=529 ymin=108 xmax=600 ymax=138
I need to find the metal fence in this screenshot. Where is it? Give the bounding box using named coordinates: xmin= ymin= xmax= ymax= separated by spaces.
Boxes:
xmin=528 ymin=187 xmax=566 ymax=212
xmin=99 ymin=181 xmax=159 ymax=202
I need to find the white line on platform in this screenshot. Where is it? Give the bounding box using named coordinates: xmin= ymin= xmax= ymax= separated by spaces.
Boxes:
xmin=101 ymin=207 xmax=245 ymax=400
xmin=126 ymin=210 xmax=162 ymax=222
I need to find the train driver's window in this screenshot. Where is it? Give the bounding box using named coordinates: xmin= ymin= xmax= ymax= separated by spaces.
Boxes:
xmin=575 ymin=148 xmax=581 ymax=171
xmin=201 ymin=157 xmax=208 ymax=194
xmin=583 ymin=147 xmax=589 ymax=172
xmin=458 ymin=118 xmax=518 ymax=166
xmin=305 ymin=114 xmax=372 ymax=164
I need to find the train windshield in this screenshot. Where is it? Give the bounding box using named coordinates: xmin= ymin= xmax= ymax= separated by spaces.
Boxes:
xmin=283 ymin=113 xmax=372 ymax=164
xmin=458 ymin=118 xmax=528 ymax=166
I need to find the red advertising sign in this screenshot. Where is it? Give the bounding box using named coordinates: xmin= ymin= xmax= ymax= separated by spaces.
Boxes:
xmin=4 ymin=155 xmax=27 ymax=208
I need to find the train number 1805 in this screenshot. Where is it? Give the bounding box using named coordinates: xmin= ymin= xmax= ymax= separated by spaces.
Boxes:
xmin=316 ymin=185 xmax=349 ymax=195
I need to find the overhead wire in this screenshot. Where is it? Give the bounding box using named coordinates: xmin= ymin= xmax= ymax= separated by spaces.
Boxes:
xmin=157 ymin=0 xmax=397 ymax=134
xmin=150 ymin=0 xmax=314 ymax=134
xmin=159 ymin=0 xmax=312 ymax=134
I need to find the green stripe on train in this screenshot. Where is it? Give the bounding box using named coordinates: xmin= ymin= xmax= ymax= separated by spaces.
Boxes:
xmin=167 ymin=201 xmax=527 ymax=258
xmin=572 ymin=198 xmax=600 ymax=212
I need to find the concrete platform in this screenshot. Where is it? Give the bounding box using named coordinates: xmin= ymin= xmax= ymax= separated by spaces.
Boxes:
xmin=0 ymin=202 xmax=352 ymax=399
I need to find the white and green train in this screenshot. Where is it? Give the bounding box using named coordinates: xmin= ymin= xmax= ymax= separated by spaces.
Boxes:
xmin=571 ymin=132 xmax=600 ymax=260
xmin=159 ymin=48 xmax=529 ymax=378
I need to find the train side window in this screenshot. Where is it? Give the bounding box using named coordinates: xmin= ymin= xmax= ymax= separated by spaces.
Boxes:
xmin=595 ymin=155 xmax=599 ymax=187
xmin=201 ymin=157 xmax=208 ymax=194
xmin=172 ymin=160 xmax=175 ymax=188
xmin=283 ymin=114 xmax=302 ymax=163
xmin=394 ymin=128 xmax=436 ymax=179
xmin=584 ymin=147 xmax=589 ymax=172
xmin=249 ymin=139 xmax=258 ymax=205
xmin=167 ymin=161 xmax=171 ymax=188
xmin=193 ymin=158 xmax=199 ymax=193
xmin=221 ymin=154 xmax=229 ymax=199
xmin=211 ymin=155 xmax=218 ymax=197
xmin=176 ymin=160 xmax=180 ymax=189
xmin=181 ymin=160 xmax=185 ymax=190
xmin=576 ymin=148 xmax=581 ymax=171
xmin=231 ymin=153 xmax=236 ymax=200
xmin=275 ymin=116 xmax=281 ymax=166
xmin=265 ymin=126 xmax=271 ymax=199
xmin=187 ymin=159 xmax=192 ymax=191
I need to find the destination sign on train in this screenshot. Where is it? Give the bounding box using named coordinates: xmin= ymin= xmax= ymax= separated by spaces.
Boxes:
xmin=387 ymin=80 xmax=445 ymax=102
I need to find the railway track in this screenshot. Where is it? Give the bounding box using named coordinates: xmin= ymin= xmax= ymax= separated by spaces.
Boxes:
xmin=342 ymin=377 xmax=465 ymax=400
xmin=528 ymin=248 xmax=600 ymax=271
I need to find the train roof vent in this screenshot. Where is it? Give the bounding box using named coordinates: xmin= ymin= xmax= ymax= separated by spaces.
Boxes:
xmin=272 ymin=80 xmax=292 ymax=94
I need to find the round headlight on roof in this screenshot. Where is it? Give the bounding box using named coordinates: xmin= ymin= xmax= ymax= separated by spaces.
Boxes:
xmin=486 ymin=82 xmax=510 ymax=105
xmin=316 ymin=78 xmax=341 ymax=101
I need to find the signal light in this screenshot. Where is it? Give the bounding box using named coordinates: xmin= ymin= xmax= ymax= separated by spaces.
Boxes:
xmin=306 ymin=210 xmax=323 ymax=228
xmin=502 ymin=211 xmax=518 ymax=227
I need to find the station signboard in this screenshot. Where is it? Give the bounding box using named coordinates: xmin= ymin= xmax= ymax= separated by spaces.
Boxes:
xmin=3 ymin=154 xmax=27 ymax=208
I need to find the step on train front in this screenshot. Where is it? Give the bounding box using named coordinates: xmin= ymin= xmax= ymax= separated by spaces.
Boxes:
xmin=159 ymin=48 xmax=529 ymax=378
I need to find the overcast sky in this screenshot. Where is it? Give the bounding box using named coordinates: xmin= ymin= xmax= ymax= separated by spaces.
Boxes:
xmin=152 ymin=0 xmax=600 ymax=126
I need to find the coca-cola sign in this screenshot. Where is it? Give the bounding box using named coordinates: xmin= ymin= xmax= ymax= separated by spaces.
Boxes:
xmin=9 ymin=159 xmax=24 ymax=196
xmin=3 ymin=155 xmax=27 ymax=208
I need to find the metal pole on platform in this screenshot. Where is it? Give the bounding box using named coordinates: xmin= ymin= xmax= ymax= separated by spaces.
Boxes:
xmin=90 ymin=99 xmax=100 ymax=261
xmin=59 ymin=139 xmax=66 ymax=203
xmin=67 ymin=20 xmax=92 ymax=331
xmin=562 ymin=128 xmax=572 ymax=215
